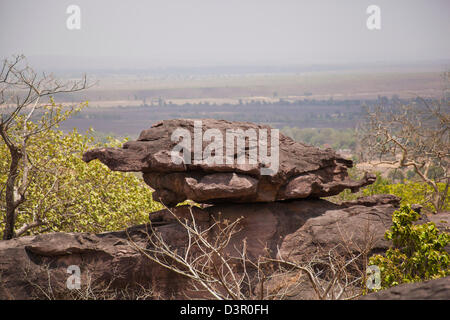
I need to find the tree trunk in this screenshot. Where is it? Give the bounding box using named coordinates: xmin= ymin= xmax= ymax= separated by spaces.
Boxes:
xmin=3 ymin=147 xmax=21 ymax=240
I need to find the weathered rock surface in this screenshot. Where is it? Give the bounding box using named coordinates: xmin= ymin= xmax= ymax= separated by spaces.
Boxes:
xmin=340 ymin=194 xmax=401 ymax=208
xmin=277 ymin=196 xmax=450 ymax=264
xmin=83 ymin=119 xmax=375 ymax=206
xmin=360 ymin=276 xmax=450 ymax=300
xmin=0 ymin=225 xmax=172 ymax=299
xmin=278 ymin=195 xmax=402 ymax=264
xmin=0 ymin=195 xmax=399 ymax=300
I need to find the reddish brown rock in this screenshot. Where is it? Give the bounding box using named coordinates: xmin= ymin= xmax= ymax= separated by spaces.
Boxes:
xmin=83 ymin=119 xmax=375 ymax=206
xmin=278 ymin=195 xmax=400 ymax=264
xmin=0 ymin=196 xmax=399 ymax=300
xmin=340 ymin=194 xmax=401 ymax=208
xmin=360 ymin=276 xmax=450 ymax=300
xmin=277 ymin=196 xmax=449 ymax=268
xmin=0 ymin=225 xmax=174 ymax=299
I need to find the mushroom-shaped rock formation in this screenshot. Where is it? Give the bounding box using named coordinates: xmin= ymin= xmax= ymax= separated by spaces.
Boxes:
xmin=83 ymin=119 xmax=375 ymax=206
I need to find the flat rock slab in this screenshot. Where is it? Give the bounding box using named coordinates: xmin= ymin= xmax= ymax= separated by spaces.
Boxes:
xmin=83 ymin=119 xmax=375 ymax=206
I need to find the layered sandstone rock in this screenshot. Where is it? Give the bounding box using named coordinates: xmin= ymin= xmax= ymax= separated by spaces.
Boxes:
xmin=2 ymin=119 xmax=445 ymax=300
xmin=0 ymin=195 xmax=400 ymax=300
xmin=83 ymin=119 xmax=375 ymax=205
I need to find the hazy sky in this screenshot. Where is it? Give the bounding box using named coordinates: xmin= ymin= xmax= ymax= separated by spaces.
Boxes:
xmin=1 ymin=0 xmax=449 ymax=69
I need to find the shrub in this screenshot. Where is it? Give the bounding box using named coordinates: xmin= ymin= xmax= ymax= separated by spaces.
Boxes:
xmin=369 ymin=205 xmax=449 ymax=289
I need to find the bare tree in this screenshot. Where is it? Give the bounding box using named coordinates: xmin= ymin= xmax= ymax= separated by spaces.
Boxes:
xmin=21 ymin=263 xmax=159 ymax=300
xmin=129 ymin=209 xmax=248 ymax=299
xmin=129 ymin=206 xmax=370 ymax=300
xmin=0 ymin=55 xmax=88 ymax=239
xmin=358 ymin=96 xmax=449 ymax=213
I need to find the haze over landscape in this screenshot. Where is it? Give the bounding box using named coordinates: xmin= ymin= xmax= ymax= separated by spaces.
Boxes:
xmin=2 ymin=0 xmax=450 ymax=67
xmin=1 ymin=0 xmax=449 ymax=302
xmin=0 ymin=0 xmax=449 ymax=138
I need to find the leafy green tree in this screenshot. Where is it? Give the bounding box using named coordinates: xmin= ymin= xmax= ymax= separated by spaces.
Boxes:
xmin=369 ymin=205 xmax=449 ymax=289
xmin=0 ymin=121 xmax=162 ymax=237
xmin=0 ymin=55 xmax=161 ymax=238
xmin=0 ymin=55 xmax=89 ymax=239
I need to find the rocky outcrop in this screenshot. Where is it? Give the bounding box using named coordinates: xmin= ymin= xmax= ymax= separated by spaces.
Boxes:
xmin=83 ymin=119 xmax=375 ymax=206
xmin=0 ymin=225 xmax=168 ymax=300
xmin=277 ymin=196 xmax=450 ymax=265
xmin=360 ymin=276 xmax=450 ymax=300
xmin=340 ymin=194 xmax=401 ymax=208
xmin=0 ymin=195 xmax=400 ymax=300
xmin=4 ymin=119 xmax=444 ymax=300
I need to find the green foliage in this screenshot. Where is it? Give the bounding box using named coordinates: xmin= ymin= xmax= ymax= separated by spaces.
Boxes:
xmin=327 ymin=172 xmax=449 ymax=211
xmin=0 ymin=119 xmax=162 ymax=237
xmin=325 ymin=171 xmax=388 ymax=204
xmin=363 ymin=176 xmax=450 ymax=211
xmin=369 ymin=205 xmax=450 ymax=288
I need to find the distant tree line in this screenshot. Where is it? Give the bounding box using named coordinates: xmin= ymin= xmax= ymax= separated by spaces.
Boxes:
xmin=137 ymin=95 xmax=426 ymax=109
xmin=281 ymin=127 xmax=356 ymax=151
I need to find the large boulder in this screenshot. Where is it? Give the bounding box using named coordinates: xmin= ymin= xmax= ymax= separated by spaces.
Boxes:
xmin=0 ymin=225 xmax=180 ymax=300
xmin=83 ymin=119 xmax=375 ymax=206
xmin=278 ymin=195 xmax=401 ymax=264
